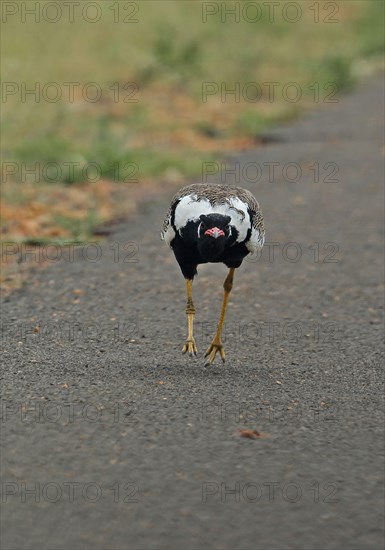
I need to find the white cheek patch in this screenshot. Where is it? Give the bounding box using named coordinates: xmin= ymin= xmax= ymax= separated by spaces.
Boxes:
xmin=174 ymin=195 xmax=250 ymax=243
xmin=174 ymin=196 xmax=209 ymax=230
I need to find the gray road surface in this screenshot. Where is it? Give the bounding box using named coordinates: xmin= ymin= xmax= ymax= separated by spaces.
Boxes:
xmin=1 ymin=76 xmax=384 ymax=550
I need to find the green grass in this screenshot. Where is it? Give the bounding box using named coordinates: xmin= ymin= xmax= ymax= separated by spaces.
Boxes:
xmin=233 ymin=108 xmax=299 ymax=138
xmin=1 ymin=0 xmax=384 ymax=187
xmin=53 ymin=213 xmax=102 ymax=240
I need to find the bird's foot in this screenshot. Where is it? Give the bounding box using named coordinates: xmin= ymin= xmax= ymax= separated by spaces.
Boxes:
xmin=182 ymin=338 xmax=198 ymax=356
xmin=204 ymin=341 xmax=225 ymax=365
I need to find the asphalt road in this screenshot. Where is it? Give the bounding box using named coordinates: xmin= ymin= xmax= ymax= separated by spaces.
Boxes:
xmin=1 ymin=77 xmax=384 ymax=550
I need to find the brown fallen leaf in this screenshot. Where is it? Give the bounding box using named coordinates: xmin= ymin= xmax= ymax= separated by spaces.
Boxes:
xmin=239 ymin=429 xmax=269 ymax=439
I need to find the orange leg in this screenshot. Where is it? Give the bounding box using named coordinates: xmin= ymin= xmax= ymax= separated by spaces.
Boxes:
xmin=205 ymin=268 xmax=235 ymax=365
xmin=182 ymin=279 xmax=197 ymax=356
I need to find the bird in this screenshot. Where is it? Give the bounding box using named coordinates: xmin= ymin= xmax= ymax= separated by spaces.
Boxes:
xmin=161 ymin=183 xmax=265 ymax=365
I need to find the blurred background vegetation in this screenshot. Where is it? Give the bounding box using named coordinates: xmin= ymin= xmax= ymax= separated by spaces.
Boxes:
xmin=1 ymin=0 xmax=384 ymax=254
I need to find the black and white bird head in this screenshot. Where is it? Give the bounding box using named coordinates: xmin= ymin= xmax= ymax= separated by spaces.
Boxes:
xmin=197 ymin=213 xmax=232 ymax=261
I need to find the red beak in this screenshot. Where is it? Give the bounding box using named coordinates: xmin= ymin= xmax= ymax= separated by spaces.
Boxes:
xmin=204 ymin=227 xmax=225 ymax=239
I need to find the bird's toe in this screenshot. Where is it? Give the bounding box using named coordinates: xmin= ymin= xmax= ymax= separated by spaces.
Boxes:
xmin=204 ymin=342 xmax=225 ymax=365
xmin=182 ymin=339 xmax=197 ymax=356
